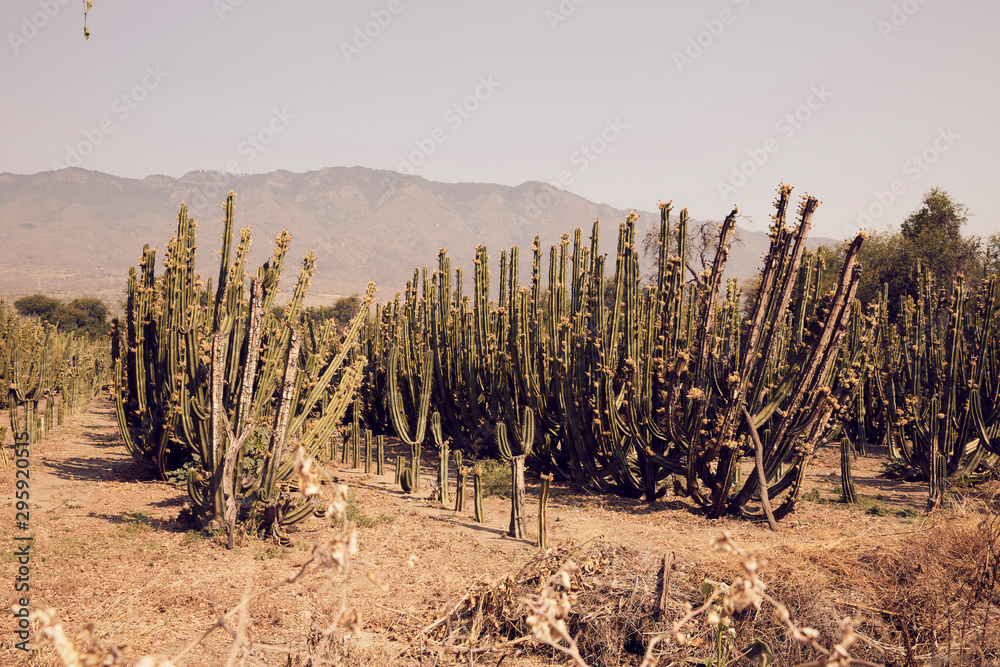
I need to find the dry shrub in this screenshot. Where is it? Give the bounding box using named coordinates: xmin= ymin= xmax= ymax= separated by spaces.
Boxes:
xmin=700 ymin=506 xmax=1000 ymax=665
xmin=410 ymin=504 xmax=1000 ymax=666
xmin=863 ymin=511 xmax=1000 ymax=663
xmin=406 ymin=540 xmax=694 ymax=666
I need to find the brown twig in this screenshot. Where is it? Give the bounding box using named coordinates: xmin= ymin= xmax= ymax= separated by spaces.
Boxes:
xmin=743 ymin=406 xmax=779 ymax=531
xmin=658 ymin=551 xmax=675 ymax=616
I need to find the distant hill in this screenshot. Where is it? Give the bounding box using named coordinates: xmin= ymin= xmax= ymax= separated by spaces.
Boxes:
xmin=0 ymin=167 xmax=837 ymax=308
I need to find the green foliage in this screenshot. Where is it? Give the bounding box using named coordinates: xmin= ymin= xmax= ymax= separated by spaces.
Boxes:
xmin=14 ymin=294 xmax=61 ymax=320
xmin=60 ymin=297 xmax=111 ymax=337
xmin=255 ymin=546 xmax=289 ymax=560
xmin=801 ymin=489 xmax=826 ymax=504
xmin=984 ymin=233 xmax=1000 ymax=277
xmin=13 ymin=294 xmax=110 ymax=337
xmin=901 ymin=187 xmax=967 ymax=241
xmin=855 ymin=188 xmax=983 ymax=307
xmin=344 ymin=492 xmax=394 ymax=528
xmin=300 ymin=294 xmax=362 ymax=331
xmin=864 ymin=504 xmax=888 ymax=517
xmin=473 ymin=458 xmax=511 ymax=498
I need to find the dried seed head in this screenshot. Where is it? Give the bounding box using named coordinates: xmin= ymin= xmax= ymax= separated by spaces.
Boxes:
xmin=324 ymin=484 xmax=349 ymax=523
xmin=292 ymin=445 xmax=321 ymax=497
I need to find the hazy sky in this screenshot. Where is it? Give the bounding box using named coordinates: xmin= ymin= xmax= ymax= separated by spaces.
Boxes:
xmin=3 ymin=0 xmax=997 ymax=240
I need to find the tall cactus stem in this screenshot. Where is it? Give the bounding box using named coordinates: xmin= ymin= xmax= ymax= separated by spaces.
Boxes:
xmin=537 ymin=472 xmax=553 ymax=549
xmin=508 ymin=454 xmax=527 ymax=538
xmin=473 ymin=465 xmax=484 ymax=522
xmin=364 ymin=430 xmax=373 ymax=474
xmin=840 ymin=437 xmax=857 ymax=504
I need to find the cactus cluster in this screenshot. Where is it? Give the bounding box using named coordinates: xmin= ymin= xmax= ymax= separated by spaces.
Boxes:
xmin=359 ymin=185 xmax=869 ymax=520
xmin=110 ymin=193 xmax=374 ymax=544
xmin=871 ymin=265 xmax=1000 ymax=507
xmin=98 ymin=183 xmax=999 ymax=526
xmin=3 ymin=299 xmax=109 ymax=450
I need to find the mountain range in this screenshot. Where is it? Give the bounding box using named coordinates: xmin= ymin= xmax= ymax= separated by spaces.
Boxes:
xmin=0 ymin=167 xmax=837 ymax=309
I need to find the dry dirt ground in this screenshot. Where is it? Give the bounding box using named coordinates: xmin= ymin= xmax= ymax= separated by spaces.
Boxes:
xmin=0 ymin=393 xmax=991 ymax=666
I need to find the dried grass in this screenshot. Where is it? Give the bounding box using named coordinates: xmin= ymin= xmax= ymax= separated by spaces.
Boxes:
xmin=393 ymin=501 xmax=1000 ymax=666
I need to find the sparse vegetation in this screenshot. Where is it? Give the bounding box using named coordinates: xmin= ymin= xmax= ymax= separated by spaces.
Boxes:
xmin=344 ymin=492 xmax=394 ymax=528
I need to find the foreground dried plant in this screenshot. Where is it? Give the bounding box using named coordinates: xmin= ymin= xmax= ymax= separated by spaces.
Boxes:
xmin=517 ymin=532 xmax=879 ymax=667
xmin=641 ymin=532 xmax=877 ymax=667
xmin=28 ymin=448 xmax=376 ymax=667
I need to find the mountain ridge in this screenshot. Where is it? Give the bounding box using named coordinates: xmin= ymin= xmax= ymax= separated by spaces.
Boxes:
xmin=0 ymin=167 xmax=837 ymax=308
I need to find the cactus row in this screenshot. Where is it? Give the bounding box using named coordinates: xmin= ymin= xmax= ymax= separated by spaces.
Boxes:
xmin=359 ymin=185 xmax=870 ymax=520
xmin=3 ymin=299 xmax=109 ymax=451
xmin=861 ymin=265 xmax=1000 ymax=504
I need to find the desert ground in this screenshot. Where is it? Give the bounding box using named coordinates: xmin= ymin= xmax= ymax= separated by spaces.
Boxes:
xmin=2 ymin=393 xmax=997 ymax=666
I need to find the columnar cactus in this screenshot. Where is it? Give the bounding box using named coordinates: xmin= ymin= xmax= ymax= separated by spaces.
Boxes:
xmin=880 ymin=266 xmax=1000 ymax=506
xmin=431 ymin=411 xmax=450 ymax=505
xmin=111 ymin=193 xmax=374 ymax=540
xmin=353 ymin=184 xmax=875 ymax=522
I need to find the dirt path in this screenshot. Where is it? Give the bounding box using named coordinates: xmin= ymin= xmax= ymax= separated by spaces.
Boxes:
xmin=1 ymin=394 xmax=933 ymax=666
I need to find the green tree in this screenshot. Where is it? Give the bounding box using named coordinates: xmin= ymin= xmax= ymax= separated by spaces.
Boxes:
xmin=983 ymin=233 xmax=1000 ymax=278
xmin=12 ymin=293 xmax=110 ymax=337
xmin=60 ymin=297 xmax=110 ymax=337
xmin=901 ymin=187 xmax=967 ymax=241
xmin=299 ymin=294 xmax=363 ymax=331
xmin=329 ymin=294 xmax=361 ymax=329
xmin=855 ymin=188 xmax=982 ymax=308
xmin=14 ymin=294 xmax=62 ymax=321
xmin=853 ymin=231 xmax=911 ymax=306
